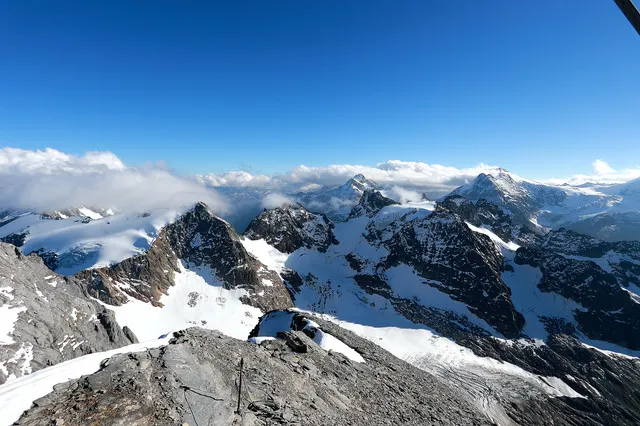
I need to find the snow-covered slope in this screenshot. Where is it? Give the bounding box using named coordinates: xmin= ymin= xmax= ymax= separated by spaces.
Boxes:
xmin=240 ymin=196 xmax=640 ymax=424
xmin=0 ymin=208 xmax=185 ymax=275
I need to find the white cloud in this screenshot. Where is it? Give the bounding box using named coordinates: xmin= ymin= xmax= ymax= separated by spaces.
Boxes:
xmin=198 ymin=170 xmax=272 ymax=188
xmin=0 ymin=148 xmax=227 ymax=214
xmin=200 ymin=160 xmax=501 ymax=197
xmin=384 ymin=186 xmax=424 ymax=203
xmin=543 ymin=160 xmax=640 ymax=186
xmin=592 ymin=159 xmax=616 ymax=175
xmin=0 ymin=148 xmax=125 ymax=173
xmin=261 ymin=193 xmax=295 ymax=209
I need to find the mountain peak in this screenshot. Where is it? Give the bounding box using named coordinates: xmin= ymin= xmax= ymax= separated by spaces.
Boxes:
xmin=348 ymin=189 xmax=398 ymax=219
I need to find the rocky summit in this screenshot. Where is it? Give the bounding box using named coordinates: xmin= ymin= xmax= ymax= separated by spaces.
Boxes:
xmin=17 ymin=323 xmax=488 ymax=426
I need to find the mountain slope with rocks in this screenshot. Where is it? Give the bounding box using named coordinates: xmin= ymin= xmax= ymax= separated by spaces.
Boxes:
xmin=0 ymin=243 xmax=137 ymax=385
xmin=74 ymin=202 xmax=293 ymax=342
xmin=15 ymin=323 xmax=490 ymax=426
xmin=244 ymin=203 xmax=338 ymax=253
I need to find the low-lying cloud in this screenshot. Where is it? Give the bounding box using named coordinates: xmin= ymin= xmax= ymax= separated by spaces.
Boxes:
xmin=544 ymin=160 xmax=640 ymax=186
xmin=0 ymin=148 xmax=228 ymax=214
xmin=200 ymin=160 xmax=502 ymax=196
xmin=4 ymin=148 xmax=638 ymax=221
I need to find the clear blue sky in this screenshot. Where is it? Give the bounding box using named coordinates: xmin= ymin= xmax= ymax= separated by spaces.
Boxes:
xmin=1 ymin=1 xmax=639 ymax=178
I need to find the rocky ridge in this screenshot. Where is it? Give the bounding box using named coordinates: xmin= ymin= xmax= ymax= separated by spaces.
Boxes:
xmin=77 ymin=202 xmax=292 ymax=313
xmin=17 ymin=321 xmax=489 ymax=426
xmin=0 ymin=243 xmax=137 ymax=384
xmin=244 ymin=203 xmax=338 ymax=254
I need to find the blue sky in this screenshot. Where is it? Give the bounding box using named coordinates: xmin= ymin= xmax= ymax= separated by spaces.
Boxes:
xmin=1 ymin=1 xmax=639 ymax=179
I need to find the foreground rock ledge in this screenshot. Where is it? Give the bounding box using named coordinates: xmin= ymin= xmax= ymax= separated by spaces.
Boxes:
xmin=17 ymin=327 xmax=489 ymax=426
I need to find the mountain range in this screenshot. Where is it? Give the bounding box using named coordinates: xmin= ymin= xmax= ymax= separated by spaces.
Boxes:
xmin=1 ymin=169 xmax=640 ymax=425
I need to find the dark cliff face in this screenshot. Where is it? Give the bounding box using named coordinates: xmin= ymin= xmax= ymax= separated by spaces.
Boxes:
xmin=77 ymin=202 xmax=293 ymax=313
xmin=244 ymin=203 xmax=338 ymax=254
xmin=347 ymin=190 xmax=398 ymax=220
xmin=376 ymin=209 xmax=525 ymax=338
xmin=515 ymin=246 xmax=640 ymax=349
xmin=0 ymin=243 xmax=137 ymax=384
xmin=437 ymin=195 xmax=539 ymax=244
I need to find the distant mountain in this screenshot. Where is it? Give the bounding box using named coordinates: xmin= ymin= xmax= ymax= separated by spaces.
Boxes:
xmin=450 ymin=169 xmax=640 ymax=242
xmin=295 ymin=174 xmax=382 ymax=220
xmin=244 ymin=203 xmax=338 ymax=253
xmin=0 ymin=208 xmax=186 ymax=275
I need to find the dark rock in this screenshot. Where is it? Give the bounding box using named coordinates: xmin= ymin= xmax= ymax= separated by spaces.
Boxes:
xmin=244 ymin=203 xmax=338 ymax=253
xmin=348 ymin=190 xmax=398 ymax=219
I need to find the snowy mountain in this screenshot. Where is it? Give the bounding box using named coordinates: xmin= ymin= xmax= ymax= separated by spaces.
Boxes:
xmin=0 ymin=208 xmax=186 ymax=275
xmin=451 ymin=169 xmax=640 ymax=242
xmin=237 ymin=196 xmax=640 ymax=423
xmin=1 ymin=175 xmax=640 ymax=424
xmin=295 ymin=174 xmax=382 ymax=220
xmin=74 ymin=202 xmax=293 ymax=341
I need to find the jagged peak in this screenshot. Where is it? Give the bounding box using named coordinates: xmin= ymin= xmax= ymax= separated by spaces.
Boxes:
xmin=351 ymin=173 xmax=367 ymax=182
xmin=343 ymin=174 xmax=378 ymax=190
xmin=348 ymin=189 xmax=398 ymax=219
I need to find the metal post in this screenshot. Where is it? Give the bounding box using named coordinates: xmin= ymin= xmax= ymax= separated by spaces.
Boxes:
xmin=614 ymin=0 xmax=640 ymax=36
xmin=236 ymin=358 xmax=244 ymax=414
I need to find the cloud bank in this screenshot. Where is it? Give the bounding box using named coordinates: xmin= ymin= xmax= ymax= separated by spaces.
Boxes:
xmin=0 ymin=148 xmax=227 ymax=214
xmin=200 ymin=160 xmax=503 ymax=196
xmin=3 ymin=148 xmax=638 ymax=222
xmin=543 ymin=160 xmax=640 ymax=186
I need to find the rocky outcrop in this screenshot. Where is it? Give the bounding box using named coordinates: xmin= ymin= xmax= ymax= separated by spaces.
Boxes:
xmin=77 ymin=202 xmax=293 ymax=313
xmin=244 ymin=203 xmax=338 ymax=253
xmin=0 ymin=243 xmax=137 ymax=384
xmin=18 ymin=325 xmax=489 ymax=426
xmin=438 ymin=195 xmax=538 ymax=244
xmin=377 ymin=209 xmax=524 ymax=337
xmin=515 ymin=246 xmax=640 ymax=349
xmin=348 ymin=189 xmax=398 ymax=219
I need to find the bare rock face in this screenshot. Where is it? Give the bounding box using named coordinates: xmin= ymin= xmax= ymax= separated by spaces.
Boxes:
xmin=347 ymin=189 xmax=398 ymax=220
xmin=377 ymin=209 xmax=525 ymax=338
xmin=438 ymin=195 xmax=539 ymax=244
xmin=77 ymin=202 xmax=293 ymax=313
xmin=0 ymin=243 xmax=137 ymax=384
xmin=17 ymin=325 xmax=490 ymax=426
xmin=515 ymin=246 xmax=640 ymax=349
xmin=244 ymin=203 xmax=338 ymax=253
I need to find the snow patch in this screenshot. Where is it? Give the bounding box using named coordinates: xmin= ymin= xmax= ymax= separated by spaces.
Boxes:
xmin=465 ymin=222 xmax=520 ymax=251
xmin=0 ymin=305 xmax=27 ymax=345
xmin=241 ymin=237 xmax=289 ymax=273
xmin=253 ymin=311 xmax=365 ymax=363
xmin=102 ymin=262 xmax=262 ymax=341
